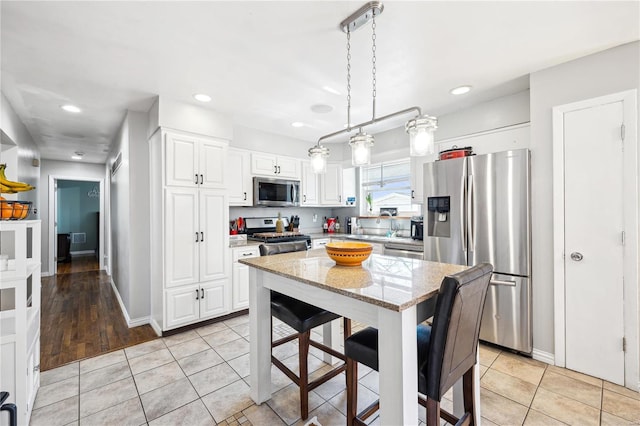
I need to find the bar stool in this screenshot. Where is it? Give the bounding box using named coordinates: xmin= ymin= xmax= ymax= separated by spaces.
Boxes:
xmin=259 ymin=242 xmax=352 ymax=420
xmin=344 ymin=263 xmax=493 ymax=426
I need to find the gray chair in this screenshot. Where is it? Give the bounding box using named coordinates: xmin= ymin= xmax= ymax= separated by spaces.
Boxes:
xmin=259 ymin=242 xmax=352 ymax=421
xmin=344 ymin=263 xmax=493 ymax=426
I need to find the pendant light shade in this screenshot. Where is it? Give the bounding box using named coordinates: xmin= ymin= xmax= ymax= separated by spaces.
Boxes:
xmin=406 ymin=115 xmax=438 ymax=156
xmin=308 ymin=144 xmax=330 ymax=174
xmin=349 ymin=131 xmax=374 ymax=166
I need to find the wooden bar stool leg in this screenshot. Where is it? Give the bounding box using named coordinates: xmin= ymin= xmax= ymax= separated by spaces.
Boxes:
xmin=463 ymin=367 xmax=476 ymax=425
xmin=346 ymin=358 xmax=358 ymax=426
xmin=299 ymin=330 xmax=311 ymax=420
xmin=426 ymin=397 xmax=440 ymax=426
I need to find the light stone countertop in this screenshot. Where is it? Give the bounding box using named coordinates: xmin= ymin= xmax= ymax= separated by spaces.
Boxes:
xmin=239 ymin=248 xmax=468 ymax=311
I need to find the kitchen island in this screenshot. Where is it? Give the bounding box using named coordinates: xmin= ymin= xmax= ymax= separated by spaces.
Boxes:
xmin=240 ymin=249 xmax=472 ymax=425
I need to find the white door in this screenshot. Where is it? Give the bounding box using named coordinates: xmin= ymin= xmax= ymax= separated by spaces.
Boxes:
xmin=301 ymin=162 xmax=319 ymax=206
xmin=276 ymin=156 xmax=300 ymax=179
xmin=251 ymin=153 xmax=277 ymax=176
xmin=227 ymin=149 xmax=252 ymax=206
xmin=563 ymin=100 xmax=625 ymax=384
xmin=199 ymin=190 xmax=228 ymax=282
xmin=321 ymin=164 xmax=343 ymax=205
xmin=165 ymin=133 xmax=198 ymax=187
xmin=199 ymin=279 xmax=229 ymax=319
xmin=199 ymin=138 xmax=227 ymax=189
xmin=165 ymin=188 xmax=199 ymax=288
xmin=165 ymin=285 xmax=200 ymax=329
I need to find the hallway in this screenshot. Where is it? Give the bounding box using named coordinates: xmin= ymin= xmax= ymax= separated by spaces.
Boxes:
xmin=41 ymin=257 xmax=158 ymax=371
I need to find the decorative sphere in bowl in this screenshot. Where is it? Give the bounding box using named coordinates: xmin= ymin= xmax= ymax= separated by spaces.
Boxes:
xmin=325 ymin=242 xmax=373 ymax=267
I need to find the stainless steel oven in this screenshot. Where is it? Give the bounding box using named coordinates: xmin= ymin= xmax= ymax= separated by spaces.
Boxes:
xmin=253 ymin=177 xmax=300 ymax=207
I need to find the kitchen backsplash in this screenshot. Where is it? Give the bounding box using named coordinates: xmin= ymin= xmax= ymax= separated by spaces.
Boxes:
xmin=229 ymin=207 xmax=334 ymax=234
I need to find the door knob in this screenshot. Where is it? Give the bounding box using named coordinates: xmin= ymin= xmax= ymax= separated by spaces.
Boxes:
xmin=570 ymin=252 xmax=583 ymax=261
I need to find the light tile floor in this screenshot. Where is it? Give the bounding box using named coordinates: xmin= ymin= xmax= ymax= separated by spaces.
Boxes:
xmin=31 ymin=314 xmax=640 ymax=426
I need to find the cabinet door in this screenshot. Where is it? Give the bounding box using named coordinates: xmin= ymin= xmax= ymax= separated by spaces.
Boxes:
xmin=301 ymin=162 xmax=319 ymax=206
xmin=166 ymin=133 xmax=198 ymax=187
xmin=276 ymin=156 xmax=300 ymax=179
xmin=199 ymin=190 xmax=228 ymax=282
xmin=232 ymin=263 xmax=249 ymax=310
xmin=200 ymin=279 xmax=229 ymax=319
xmin=251 ymin=153 xmax=277 ymax=176
xmin=166 ymin=285 xmax=200 ymax=329
xmin=321 ymin=164 xmax=343 ymax=205
xmin=165 ymin=188 xmax=199 ymax=287
xmin=228 ymin=149 xmax=252 ymax=206
xmin=199 ymin=138 xmax=227 ymax=189
xmin=410 ymin=156 xmax=429 ymax=204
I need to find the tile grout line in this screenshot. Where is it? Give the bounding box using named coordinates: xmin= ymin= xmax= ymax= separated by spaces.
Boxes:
xmin=125 ymin=345 xmax=150 ymax=426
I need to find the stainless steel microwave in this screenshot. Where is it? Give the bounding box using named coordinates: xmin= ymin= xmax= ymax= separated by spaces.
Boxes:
xmin=253 ymin=177 xmax=300 ymax=207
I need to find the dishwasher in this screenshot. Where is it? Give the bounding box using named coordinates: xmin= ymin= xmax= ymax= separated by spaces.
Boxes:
xmin=383 ymin=242 xmax=424 ymax=259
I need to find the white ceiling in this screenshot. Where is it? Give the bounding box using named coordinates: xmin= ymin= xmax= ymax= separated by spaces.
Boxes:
xmin=1 ymin=1 xmax=638 ymax=163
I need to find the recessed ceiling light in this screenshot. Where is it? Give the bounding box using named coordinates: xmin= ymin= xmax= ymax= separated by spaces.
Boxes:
xmin=193 ymin=93 xmax=212 ymax=102
xmin=71 ymin=155 xmax=83 ymax=160
xmin=323 ymin=86 xmax=341 ymax=95
xmin=61 ymin=104 xmax=81 ymax=113
xmin=311 ymin=104 xmax=334 ymax=114
xmin=291 ymin=122 xmax=305 ymax=128
xmin=450 ymin=85 xmax=472 ymax=95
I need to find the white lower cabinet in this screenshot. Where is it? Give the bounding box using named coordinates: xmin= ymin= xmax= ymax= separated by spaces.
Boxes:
xmin=231 ymin=246 xmax=260 ymax=311
xmin=165 ymin=280 xmax=230 ymax=329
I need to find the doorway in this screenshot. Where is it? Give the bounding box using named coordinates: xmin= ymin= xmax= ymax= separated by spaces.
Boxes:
xmin=48 ymin=175 xmax=105 ymax=275
xmin=552 ymin=90 xmax=638 ymax=388
xmin=55 ymin=179 xmax=101 ymax=274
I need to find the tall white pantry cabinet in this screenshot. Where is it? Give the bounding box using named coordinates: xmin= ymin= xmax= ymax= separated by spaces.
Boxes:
xmin=149 ymin=129 xmax=230 ymax=333
xmin=0 ymin=220 xmax=41 ymax=426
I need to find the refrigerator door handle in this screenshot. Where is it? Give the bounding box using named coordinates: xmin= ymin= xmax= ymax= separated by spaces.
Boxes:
xmin=467 ymin=175 xmax=475 ymax=252
xmin=460 ymin=175 xmax=467 ymax=253
xmin=489 ymin=278 xmax=517 ymax=287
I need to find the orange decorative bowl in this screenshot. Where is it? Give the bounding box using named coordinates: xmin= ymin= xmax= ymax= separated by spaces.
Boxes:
xmin=325 ymin=242 xmax=373 ymax=267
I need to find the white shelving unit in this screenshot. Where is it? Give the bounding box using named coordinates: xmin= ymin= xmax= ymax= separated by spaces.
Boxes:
xmin=0 ymin=220 xmax=41 ymax=426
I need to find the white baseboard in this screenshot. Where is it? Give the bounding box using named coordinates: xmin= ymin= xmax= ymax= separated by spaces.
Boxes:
xmin=149 ymin=318 xmax=162 ymax=337
xmin=42 ymin=271 xmax=52 ymax=277
xmin=70 ymin=250 xmax=96 ymax=256
xmin=532 ymin=348 xmax=555 ymax=365
xmin=109 ymin=278 xmax=150 ymax=328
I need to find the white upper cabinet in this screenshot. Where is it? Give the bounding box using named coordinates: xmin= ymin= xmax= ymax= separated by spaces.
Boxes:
xmin=251 ymin=153 xmax=300 ymax=179
xmin=301 ymin=161 xmax=319 ymax=206
xmin=227 ymin=148 xmax=252 ymax=206
xmin=410 ymin=156 xmax=429 ymax=204
xmin=165 ymin=131 xmax=227 ymax=188
xmin=320 ymin=163 xmax=343 ymax=205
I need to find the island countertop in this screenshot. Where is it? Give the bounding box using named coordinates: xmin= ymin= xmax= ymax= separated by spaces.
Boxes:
xmin=239 ymin=248 xmax=468 ymax=312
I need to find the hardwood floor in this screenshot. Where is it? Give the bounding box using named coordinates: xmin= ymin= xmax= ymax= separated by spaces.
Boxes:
xmin=41 ymin=258 xmax=158 ymax=371
xmin=56 ymin=254 xmax=101 ymax=274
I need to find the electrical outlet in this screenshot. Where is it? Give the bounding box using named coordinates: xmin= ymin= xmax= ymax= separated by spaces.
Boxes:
xmin=313 ymin=214 xmax=317 ymax=222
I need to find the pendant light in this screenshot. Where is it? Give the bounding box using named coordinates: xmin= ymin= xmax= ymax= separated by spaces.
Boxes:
xmin=308 ymin=143 xmax=330 ymax=173
xmin=406 ymin=115 xmax=438 ymax=156
xmin=308 ymin=1 xmax=437 ymax=171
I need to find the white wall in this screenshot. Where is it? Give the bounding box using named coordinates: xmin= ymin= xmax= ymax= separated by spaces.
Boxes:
xmin=530 ymin=40 xmax=640 ymax=356
xmin=39 ymin=160 xmax=106 ymax=275
xmin=0 ymin=92 xmax=40 ymax=209
xmin=107 ymin=111 xmax=150 ymax=323
xmin=148 ymin=97 xmax=233 ymax=141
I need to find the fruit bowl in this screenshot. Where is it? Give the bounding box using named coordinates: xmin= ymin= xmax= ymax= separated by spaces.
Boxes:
xmin=0 ymin=200 xmax=32 ymax=220
xmin=325 ymin=242 xmax=373 ymax=267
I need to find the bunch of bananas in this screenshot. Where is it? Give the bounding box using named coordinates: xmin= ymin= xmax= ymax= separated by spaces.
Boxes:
xmin=0 ymin=164 xmax=35 ymax=193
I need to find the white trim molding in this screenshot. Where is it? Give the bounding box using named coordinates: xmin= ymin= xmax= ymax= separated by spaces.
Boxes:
xmin=552 ymin=89 xmax=638 ymax=390
xmin=109 ymin=277 xmax=150 ymax=328
xmin=532 ymin=348 xmax=555 ymax=366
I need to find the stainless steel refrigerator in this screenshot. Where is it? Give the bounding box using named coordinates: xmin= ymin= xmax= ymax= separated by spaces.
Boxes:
xmin=423 ymin=149 xmax=531 ymax=354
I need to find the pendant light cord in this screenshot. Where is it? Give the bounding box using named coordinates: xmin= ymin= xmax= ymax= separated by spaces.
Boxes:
xmin=347 ymin=29 xmax=352 ymax=131
xmin=371 ymin=13 xmax=377 ymax=121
